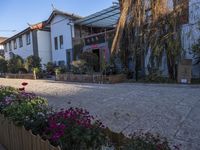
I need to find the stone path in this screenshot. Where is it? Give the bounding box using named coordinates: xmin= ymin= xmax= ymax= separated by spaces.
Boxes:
xmin=0 ymin=78 xmax=200 ymax=150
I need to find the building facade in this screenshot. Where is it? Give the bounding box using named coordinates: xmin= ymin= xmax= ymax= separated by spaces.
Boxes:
xmin=2 ymin=21 xmax=52 ymax=67
xmin=46 ymin=10 xmax=81 ymax=68
xmin=0 ymin=37 xmax=7 ymax=57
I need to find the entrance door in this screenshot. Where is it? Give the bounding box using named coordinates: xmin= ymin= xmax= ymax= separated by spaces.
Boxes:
xmin=92 ymin=49 xmax=100 ymax=72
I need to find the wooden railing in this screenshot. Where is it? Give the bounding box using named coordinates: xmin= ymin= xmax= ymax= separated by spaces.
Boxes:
xmin=0 ymin=115 xmax=61 ymax=150
xmin=5 ymin=73 xmax=36 ymax=80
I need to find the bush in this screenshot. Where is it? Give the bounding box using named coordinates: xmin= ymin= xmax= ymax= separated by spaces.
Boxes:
xmin=45 ymin=108 xmax=106 ymax=150
xmin=25 ymin=55 xmax=41 ymax=72
xmin=79 ymin=52 xmax=99 ymax=72
xmin=71 ymin=60 xmax=88 ymax=74
xmin=0 ymin=56 xmax=7 ymax=73
xmin=0 ymin=86 xmax=19 ymax=103
xmin=45 ymin=62 xmax=56 ymax=75
xmin=7 ymin=55 xmax=24 ymax=73
xmin=123 ymin=132 xmax=173 ymax=150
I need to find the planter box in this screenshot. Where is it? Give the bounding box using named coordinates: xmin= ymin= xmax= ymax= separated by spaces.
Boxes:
xmin=56 ymin=73 xmax=126 ymax=84
xmin=0 ymin=115 xmax=61 ymax=150
xmin=108 ymin=74 xmax=127 ymax=84
xmin=5 ymin=73 xmax=36 ymax=80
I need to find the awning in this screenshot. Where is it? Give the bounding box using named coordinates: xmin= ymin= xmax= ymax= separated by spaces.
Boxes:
xmin=75 ymin=5 xmax=120 ymax=28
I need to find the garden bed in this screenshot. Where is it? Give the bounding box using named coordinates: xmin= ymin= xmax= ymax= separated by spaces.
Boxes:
xmin=55 ymin=73 xmax=126 ymax=84
xmin=5 ymin=73 xmax=36 ymax=80
xmin=0 ymin=115 xmax=61 ymax=150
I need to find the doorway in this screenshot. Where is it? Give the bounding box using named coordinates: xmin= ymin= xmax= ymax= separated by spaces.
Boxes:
xmin=67 ymin=51 xmax=71 ymax=69
xmin=92 ymin=49 xmax=100 ymax=72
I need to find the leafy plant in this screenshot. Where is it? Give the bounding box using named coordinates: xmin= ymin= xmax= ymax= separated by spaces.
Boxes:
xmin=25 ymin=55 xmax=41 ymax=72
xmin=79 ymin=52 xmax=99 ymax=72
xmin=122 ymin=132 xmax=179 ymax=150
xmin=0 ymin=56 xmax=7 ymax=73
xmin=2 ymin=96 xmax=49 ymax=135
xmin=45 ymin=62 xmax=56 ymax=75
xmin=71 ymin=60 xmax=88 ymax=74
xmin=45 ymin=108 xmax=107 ymax=150
xmin=7 ymin=54 xmax=24 ymax=73
xmin=0 ymin=86 xmax=19 ymax=102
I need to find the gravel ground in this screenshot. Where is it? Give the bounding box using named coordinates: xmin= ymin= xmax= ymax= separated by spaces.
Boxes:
xmin=0 ymin=78 xmax=200 ymax=150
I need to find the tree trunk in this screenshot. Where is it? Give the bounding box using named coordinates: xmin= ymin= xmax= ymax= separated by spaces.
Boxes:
xmin=111 ymin=0 xmax=131 ymax=54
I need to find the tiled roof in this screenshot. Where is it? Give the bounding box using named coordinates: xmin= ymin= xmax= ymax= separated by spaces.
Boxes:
xmin=46 ymin=9 xmax=82 ymax=24
xmin=1 ymin=21 xmax=49 ymax=44
xmin=0 ymin=37 xmax=7 ymax=44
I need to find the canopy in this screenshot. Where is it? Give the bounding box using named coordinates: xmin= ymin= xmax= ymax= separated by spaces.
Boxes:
xmin=75 ymin=5 xmax=120 ymax=28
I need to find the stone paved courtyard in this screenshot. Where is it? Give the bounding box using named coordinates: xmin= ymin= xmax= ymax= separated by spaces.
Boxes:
xmin=0 ymin=78 xmax=200 ymax=150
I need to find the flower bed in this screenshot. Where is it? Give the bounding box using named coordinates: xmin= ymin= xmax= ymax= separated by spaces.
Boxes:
xmin=0 ymin=84 xmax=180 ymax=150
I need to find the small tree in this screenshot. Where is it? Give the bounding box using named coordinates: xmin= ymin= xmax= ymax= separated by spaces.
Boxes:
xmin=0 ymin=56 xmax=7 ymax=73
xmin=7 ymin=55 xmax=24 ymax=73
xmin=25 ymin=55 xmax=41 ymax=72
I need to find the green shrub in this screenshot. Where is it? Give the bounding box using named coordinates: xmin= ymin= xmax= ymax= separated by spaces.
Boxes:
xmin=45 ymin=62 xmax=56 ymax=75
xmin=45 ymin=108 xmax=107 ymax=150
xmin=7 ymin=55 xmax=24 ymax=73
xmin=2 ymin=96 xmax=50 ymax=135
xmin=123 ymin=132 xmax=172 ymax=150
xmin=0 ymin=86 xmax=19 ymax=102
xmin=0 ymin=56 xmax=7 ymax=73
xmin=71 ymin=60 xmax=88 ymax=74
xmin=25 ymin=55 xmax=41 ymax=72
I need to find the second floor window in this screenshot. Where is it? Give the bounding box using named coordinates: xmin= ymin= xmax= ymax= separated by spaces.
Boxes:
xmin=14 ymin=40 xmax=17 ymax=49
xmin=26 ymin=33 xmax=31 ymax=45
xmin=19 ymin=36 xmax=23 ymax=48
xmin=54 ymin=37 xmax=58 ymax=50
xmin=59 ymin=35 xmax=63 ymax=49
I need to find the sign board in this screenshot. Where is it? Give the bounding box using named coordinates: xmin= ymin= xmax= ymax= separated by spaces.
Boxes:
xmin=177 ymin=59 xmax=192 ymax=84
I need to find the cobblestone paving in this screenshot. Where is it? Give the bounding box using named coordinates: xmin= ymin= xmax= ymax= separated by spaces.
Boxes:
xmin=0 ymin=78 xmax=200 ymax=150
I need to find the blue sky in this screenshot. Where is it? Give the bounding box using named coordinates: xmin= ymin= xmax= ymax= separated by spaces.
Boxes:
xmin=0 ymin=0 xmax=114 ymax=37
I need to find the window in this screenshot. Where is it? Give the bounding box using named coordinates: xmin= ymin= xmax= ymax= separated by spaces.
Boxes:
xmin=14 ymin=39 xmax=17 ymax=49
xmin=19 ymin=36 xmax=23 ymax=47
xmin=58 ymin=60 xmax=65 ymax=66
xmin=9 ymin=42 xmax=12 ymax=51
xmin=59 ymin=35 xmax=64 ymax=49
xmin=26 ymin=33 xmax=31 ymax=45
xmin=54 ymin=37 xmax=58 ymax=50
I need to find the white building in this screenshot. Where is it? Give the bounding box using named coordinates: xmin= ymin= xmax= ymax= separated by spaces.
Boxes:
xmin=0 ymin=37 xmax=7 ymax=57
xmin=180 ymin=0 xmax=200 ymax=78
xmin=2 ymin=21 xmax=52 ymax=67
xmin=46 ymin=10 xmax=81 ymax=68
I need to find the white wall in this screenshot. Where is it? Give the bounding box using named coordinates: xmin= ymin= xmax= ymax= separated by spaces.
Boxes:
xmin=181 ymin=0 xmax=200 ymax=78
xmin=4 ymin=32 xmax=34 ymax=60
xmin=50 ymin=15 xmax=73 ymax=65
xmin=0 ymin=45 xmax=3 ymax=50
xmin=37 ymin=30 xmax=52 ymax=66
